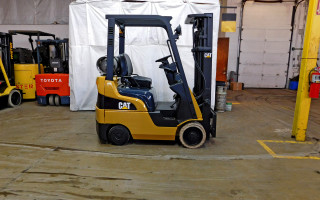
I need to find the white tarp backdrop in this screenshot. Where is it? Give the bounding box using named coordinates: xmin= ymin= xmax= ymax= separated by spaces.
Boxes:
xmin=69 ymin=0 xmax=220 ymax=110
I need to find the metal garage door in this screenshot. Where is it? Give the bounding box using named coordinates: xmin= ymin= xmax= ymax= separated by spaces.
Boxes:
xmin=238 ymin=2 xmax=294 ymax=88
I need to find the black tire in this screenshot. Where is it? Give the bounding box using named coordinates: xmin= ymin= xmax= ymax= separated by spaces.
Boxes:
xmin=179 ymin=122 xmax=206 ymax=149
xmin=48 ymin=95 xmax=54 ymax=106
xmin=108 ymin=125 xmax=130 ymax=146
xmin=8 ymin=89 xmax=22 ymax=107
xmin=54 ymin=95 xmax=60 ymax=106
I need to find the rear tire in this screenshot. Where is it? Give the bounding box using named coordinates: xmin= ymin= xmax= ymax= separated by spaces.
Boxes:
xmin=54 ymin=95 xmax=60 ymax=106
xmin=108 ymin=125 xmax=130 ymax=146
xmin=48 ymin=95 xmax=54 ymax=106
xmin=8 ymin=89 xmax=22 ymax=107
xmin=179 ymin=122 xmax=206 ymax=149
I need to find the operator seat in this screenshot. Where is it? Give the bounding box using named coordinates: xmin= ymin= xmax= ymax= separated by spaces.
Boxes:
xmin=116 ymin=53 xmax=156 ymax=112
xmin=117 ymin=53 xmax=152 ymax=89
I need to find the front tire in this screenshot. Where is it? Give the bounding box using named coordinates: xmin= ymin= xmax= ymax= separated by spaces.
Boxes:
xmin=108 ymin=125 xmax=130 ymax=146
xmin=179 ymin=122 xmax=206 ymax=149
xmin=8 ymin=89 xmax=22 ymax=107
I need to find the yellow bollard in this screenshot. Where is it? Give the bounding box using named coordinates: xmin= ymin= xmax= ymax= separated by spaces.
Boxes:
xmin=292 ymin=0 xmax=320 ymax=141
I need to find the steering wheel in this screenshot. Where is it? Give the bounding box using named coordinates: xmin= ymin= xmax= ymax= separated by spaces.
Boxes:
xmin=155 ymin=55 xmax=171 ymax=63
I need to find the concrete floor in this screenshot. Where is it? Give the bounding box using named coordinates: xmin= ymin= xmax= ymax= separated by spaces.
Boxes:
xmin=0 ymin=89 xmax=319 ymax=200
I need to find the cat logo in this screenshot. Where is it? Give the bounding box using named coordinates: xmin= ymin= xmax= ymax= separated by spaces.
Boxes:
xmin=118 ymin=102 xmax=131 ymax=110
xmin=204 ymin=53 xmax=212 ymax=58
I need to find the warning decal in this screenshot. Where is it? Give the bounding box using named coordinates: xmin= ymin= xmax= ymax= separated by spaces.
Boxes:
xmin=317 ymin=0 xmax=320 ymax=15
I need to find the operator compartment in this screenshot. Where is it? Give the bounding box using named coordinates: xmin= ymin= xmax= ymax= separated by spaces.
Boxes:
xmin=115 ymin=53 xmax=180 ymax=125
xmin=97 ymin=52 xmax=180 ymax=125
xmin=116 ymin=53 xmax=156 ymax=112
xmin=97 ymin=53 xmax=156 ymax=110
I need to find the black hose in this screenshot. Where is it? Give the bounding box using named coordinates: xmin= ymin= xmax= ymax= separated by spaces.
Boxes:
xmin=191 ymin=20 xmax=207 ymax=100
xmin=192 ymin=52 xmax=206 ymax=100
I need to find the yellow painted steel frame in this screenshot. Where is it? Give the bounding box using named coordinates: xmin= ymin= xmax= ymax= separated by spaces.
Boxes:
xmin=96 ymin=76 xmax=203 ymax=141
xmin=0 ymin=57 xmax=16 ymax=97
xmin=292 ymin=0 xmax=320 ymax=141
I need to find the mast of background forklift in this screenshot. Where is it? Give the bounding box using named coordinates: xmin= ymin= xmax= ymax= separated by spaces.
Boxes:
xmin=36 ymin=33 xmax=41 ymax=74
xmin=292 ymin=0 xmax=320 ymax=141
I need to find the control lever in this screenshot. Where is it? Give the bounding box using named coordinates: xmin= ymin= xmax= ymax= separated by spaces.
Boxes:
xmin=170 ymin=94 xmax=178 ymax=108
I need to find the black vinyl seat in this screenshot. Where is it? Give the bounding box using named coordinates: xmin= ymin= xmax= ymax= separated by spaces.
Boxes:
xmin=116 ymin=53 xmax=152 ymax=89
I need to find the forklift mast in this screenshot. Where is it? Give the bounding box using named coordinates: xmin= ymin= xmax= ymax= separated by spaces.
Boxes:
xmin=186 ymin=13 xmax=216 ymax=137
xmin=0 ymin=32 xmax=14 ymax=86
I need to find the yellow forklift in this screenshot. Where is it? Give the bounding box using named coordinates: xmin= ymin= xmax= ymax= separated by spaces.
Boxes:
xmin=96 ymin=14 xmax=216 ymax=148
xmin=8 ymin=30 xmax=56 ymax=100
xmin=0 ymin=32 xmax=21 ymax=107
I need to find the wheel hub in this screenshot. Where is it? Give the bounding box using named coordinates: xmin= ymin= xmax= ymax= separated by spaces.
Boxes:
xmin=183 ymin=127 xmax=203 ymax=146
xmin=11 ymin=92 xmax=21 ymax=105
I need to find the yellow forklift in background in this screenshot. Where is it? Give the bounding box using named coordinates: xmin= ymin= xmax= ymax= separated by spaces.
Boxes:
xmin=8 ymin=30 xmax=55 ymax=100
xmin=0 ymin=32 xmax=21 ymax=107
